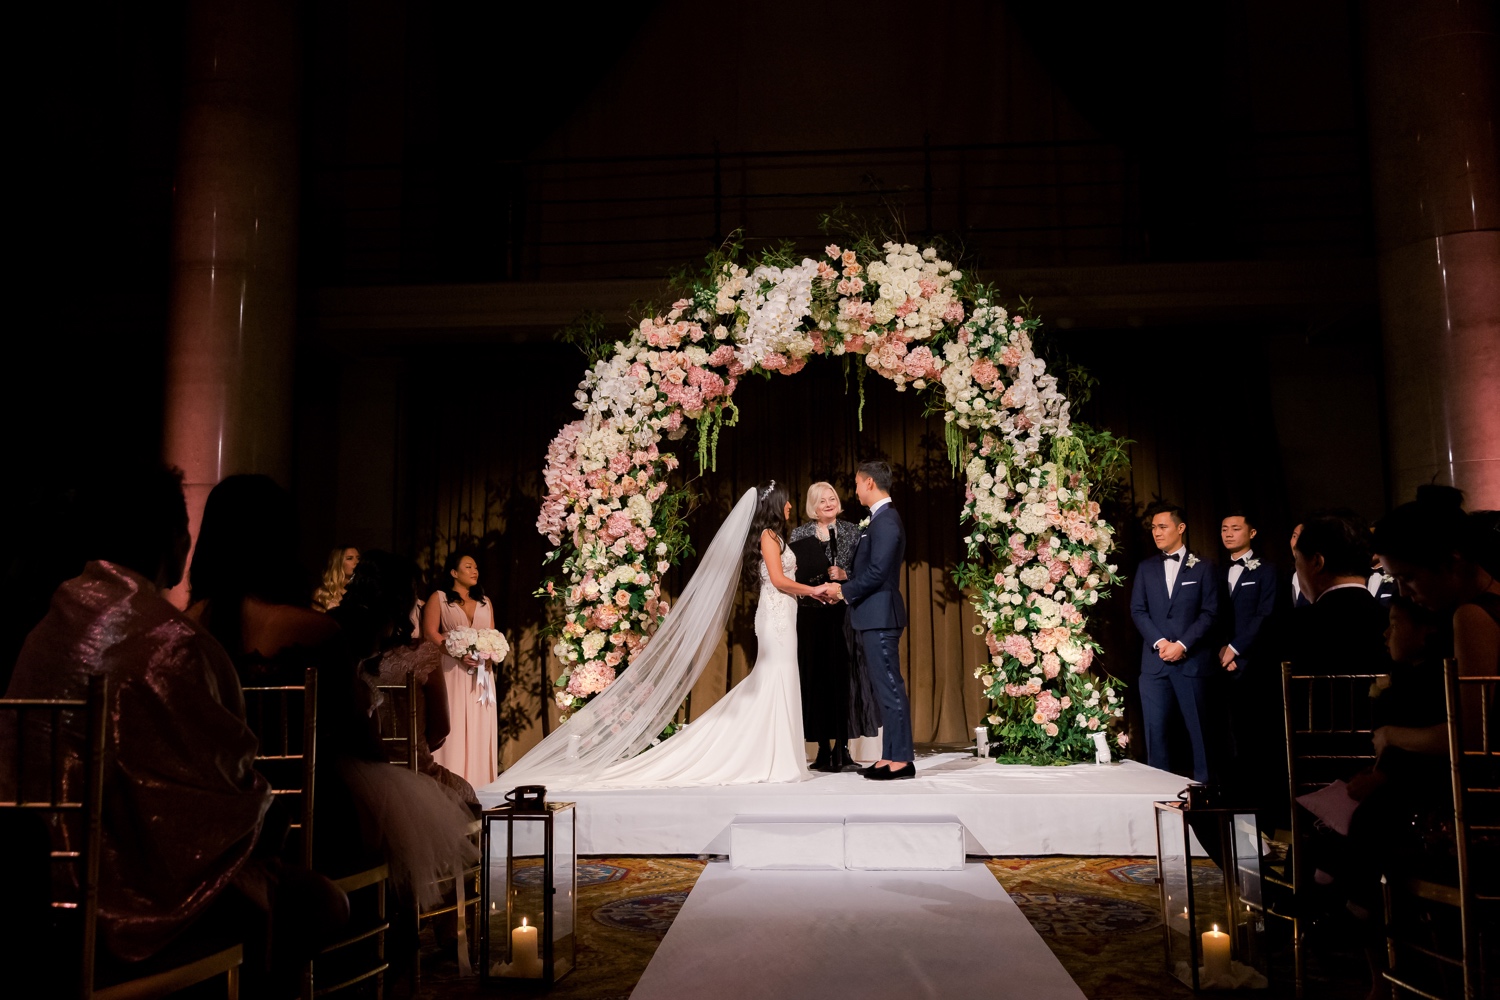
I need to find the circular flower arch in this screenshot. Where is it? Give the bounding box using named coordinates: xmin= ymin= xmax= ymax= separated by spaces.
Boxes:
xmin=535 ymin=237 xmax=1130 ymax=763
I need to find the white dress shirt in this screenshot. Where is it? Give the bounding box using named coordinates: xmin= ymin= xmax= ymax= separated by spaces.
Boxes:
xmin=869 ymin=496 xmax=893 ymax=519
xmin=1366 ymin=570 xmax=1386 ymax=596
xmin=1227 ymin=549 xmax=1254 ymax=592
xmin=1317 ymin=582 xmax=1369 ymax=602
xmin=1162 ymin=545 xmax=1186 ymax=597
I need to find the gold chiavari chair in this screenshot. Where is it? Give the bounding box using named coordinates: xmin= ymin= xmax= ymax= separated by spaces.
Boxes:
xmin=242 ymin=667 xmax=390 ymax=999
xmin=1268 ymin=662 xmax=1385 ymax=998
xmin=374 ymin=672 xmax=419 ymax=772
xmin=1383 ymin=661 xmax=1500 ymax=1000
xmin=0 ymin=675 xmax=243 ymax=999
xmin=373 ymin=669 xmax=482 ymax=987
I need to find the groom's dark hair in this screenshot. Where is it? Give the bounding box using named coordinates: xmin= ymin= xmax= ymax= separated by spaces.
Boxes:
xmin=857 ymin=461 xmax=893 ymax=493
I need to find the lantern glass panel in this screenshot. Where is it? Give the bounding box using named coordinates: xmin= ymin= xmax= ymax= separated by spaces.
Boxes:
xmin=551 ymin=806 xmax=576 ymax=979
xmin=1156 ymin=806 xmax=1197 ymax=983
xmin=1230 ymin=811 xmax=1265 ymax=974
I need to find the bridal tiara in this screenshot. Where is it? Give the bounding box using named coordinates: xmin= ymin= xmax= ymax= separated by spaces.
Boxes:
xmin=759 ymin=480 xmax=776 ymax=500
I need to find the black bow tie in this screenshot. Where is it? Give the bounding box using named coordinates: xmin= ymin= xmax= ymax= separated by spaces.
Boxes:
xmin=1231 ymin=557 xmax=1248 ymax=567
xmin=1163 ymin=553 xmax=1180 ymax=562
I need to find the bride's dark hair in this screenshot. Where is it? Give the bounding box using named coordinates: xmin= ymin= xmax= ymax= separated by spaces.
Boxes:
xmin=741 ymin=480 xmax=790 ymax=592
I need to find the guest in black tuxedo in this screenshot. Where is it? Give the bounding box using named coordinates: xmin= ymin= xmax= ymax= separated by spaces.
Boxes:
xmin=1129 ymin=501 xmax=1221 ymax=784
xmin=1288 ymin=522 xmax=1312 ymax=609
xmin=1366 ymin=554 xmax=1398 ymax=608
xmin=1288 ymin=513 xmax=1391 ymax=676
xmin=1216 ymin=511 xmax=1278 ymax=801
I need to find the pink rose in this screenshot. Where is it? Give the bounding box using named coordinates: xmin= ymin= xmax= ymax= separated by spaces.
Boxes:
xmin=1044 ymin=722 xmax=1059 ymax=737
xmin=1116 ymin=733 xmax=1130 ymax=748
xmin=614 ymin=590 xmax=631 ymax=608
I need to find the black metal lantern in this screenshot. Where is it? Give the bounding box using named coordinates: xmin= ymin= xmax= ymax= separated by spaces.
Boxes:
xmin=480 ymin=788 xmax=577 ymax=989
xmin=1154 ymin=797 xmax=1269 ymax=991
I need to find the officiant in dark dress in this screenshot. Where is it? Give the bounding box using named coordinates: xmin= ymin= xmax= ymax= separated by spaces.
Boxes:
xmin=789 ymin=482 xmax=881 ymax=772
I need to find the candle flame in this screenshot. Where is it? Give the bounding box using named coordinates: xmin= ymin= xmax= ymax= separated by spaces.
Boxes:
xmin=522 ymin=918 xmax=528 ymax=928
xmin=1212 ymin=924 xmax=1219 ymax=933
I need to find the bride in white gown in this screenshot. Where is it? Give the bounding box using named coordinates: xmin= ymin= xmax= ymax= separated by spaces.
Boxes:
xmin=492 ymin=481 xmax=838 ymax=791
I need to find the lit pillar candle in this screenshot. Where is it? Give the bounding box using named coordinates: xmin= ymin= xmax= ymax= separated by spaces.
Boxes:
xmin=512 ymin=918 xmax=542 ymax=977
xmin=1202 ymin=924 xmax=1231 ymax=982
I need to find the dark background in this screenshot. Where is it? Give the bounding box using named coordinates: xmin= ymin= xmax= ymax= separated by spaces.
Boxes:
xmin=8 ymin=0 xmax=1391 ymax=760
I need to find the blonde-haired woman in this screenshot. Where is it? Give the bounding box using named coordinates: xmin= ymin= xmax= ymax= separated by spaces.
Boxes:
xmin=312 ymin=546 xmax=360 ymax=611
xmin=788 ymin=482 xmax=880 ymax=772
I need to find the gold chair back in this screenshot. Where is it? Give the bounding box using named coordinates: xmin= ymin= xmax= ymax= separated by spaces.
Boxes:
xmin=374 ymin=672 xmax=419 ymax=772
xmin=0 ymin=675 xmax=107 ymax=997
xmin=241 ymin=667 xmax=317 ymax=869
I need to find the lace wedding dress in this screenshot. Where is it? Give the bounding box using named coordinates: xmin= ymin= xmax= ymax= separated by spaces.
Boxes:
xmin=489 ymin=488 xmax=809 ymax=791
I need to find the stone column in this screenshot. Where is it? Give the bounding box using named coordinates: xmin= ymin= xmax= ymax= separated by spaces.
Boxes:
xmin=161 ymin=0 xmax=300 ymax=604
xmin=1365 ymin=0 xmax=1500 ymax=508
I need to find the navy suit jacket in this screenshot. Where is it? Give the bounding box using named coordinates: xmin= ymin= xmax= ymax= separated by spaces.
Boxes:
xmin=1220 ymin=558 xmax=1277 ymax=672
xmin=1130 ymin=551 xmax=1220 ymax=678
xmin=843 ymin=504 xmax=907 ymax=631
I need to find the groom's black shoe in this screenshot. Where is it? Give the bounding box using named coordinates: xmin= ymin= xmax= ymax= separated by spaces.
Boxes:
xmin=811 ymin=746 xmax=833 ymax=773
xmin=864 ymin=762 xmax=917 ymax=781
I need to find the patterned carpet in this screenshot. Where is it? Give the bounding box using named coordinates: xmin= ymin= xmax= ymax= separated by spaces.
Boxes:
xmin=413 ymin=856 xmax=1369 ymax=1000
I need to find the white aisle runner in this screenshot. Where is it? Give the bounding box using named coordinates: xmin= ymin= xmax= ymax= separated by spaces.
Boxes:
xmin=630 ymin=862 xmax=1085 ymax=1000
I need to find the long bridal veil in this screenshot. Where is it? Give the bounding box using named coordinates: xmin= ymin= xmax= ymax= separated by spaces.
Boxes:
xmin=489 ymin=487 xmax=758 ymax=791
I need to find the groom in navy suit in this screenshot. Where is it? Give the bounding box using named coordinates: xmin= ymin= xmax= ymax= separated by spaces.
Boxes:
xmin=1130 ymin=501 xmax=1220 ymax=784
xmin=831 ymin=460 xmax=914 ymax=780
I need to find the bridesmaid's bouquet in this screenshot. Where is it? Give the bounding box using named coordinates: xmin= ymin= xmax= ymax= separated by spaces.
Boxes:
xmin=444 ymin=627 xmax=511 ymax=674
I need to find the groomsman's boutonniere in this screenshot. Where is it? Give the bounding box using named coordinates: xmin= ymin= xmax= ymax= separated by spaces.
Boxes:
xmin=858 ymin=516 xmax=871 ymax=531
xmin=1185 ymin=554 xmax=1200 ymax=569
xmin=1245 ymin=558 xmax=1261 ymax=571
xmin=1381 ymin=571 xmax=1395 ymax=583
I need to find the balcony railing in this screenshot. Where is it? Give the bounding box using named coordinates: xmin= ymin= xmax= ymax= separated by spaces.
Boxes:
xmin=311 ymin=131 xmax=1372 ymax=285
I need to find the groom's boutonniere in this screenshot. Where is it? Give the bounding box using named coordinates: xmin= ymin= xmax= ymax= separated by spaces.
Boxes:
xmin=1245 ymin=558 xmax=1261 ymax=571
xmin=858 ymin=516 xmax=871 ymax=531
xmin=1185 ymin=553 xmax=1200 ymax=569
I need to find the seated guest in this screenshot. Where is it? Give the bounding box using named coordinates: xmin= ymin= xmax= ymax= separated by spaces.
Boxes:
xmin=312 ymin=546 xmax=360 ymax=612
xmin=1374 ymin=487 xmax=1500 ymax=683
xmin=2 ymin=467 xmax=275 ymax=962
xmin=190 ymin=481 xmax=476 ymax=908
xmin=187 ymin=475 xmax=379 ymax=874
xmin=1309 ymin=592 xmax=1454 ymax=999
xmin=1129 ymin=500 xmax=1220 ymax=784
xmin=1288 ymin=513 xmax=1391 ymax=676
xmin=327 ymin=553 xmax=479 ymax=907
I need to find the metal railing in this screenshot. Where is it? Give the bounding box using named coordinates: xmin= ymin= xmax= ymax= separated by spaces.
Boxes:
xmin=311 ymin=130 xmax=1371 ymax=284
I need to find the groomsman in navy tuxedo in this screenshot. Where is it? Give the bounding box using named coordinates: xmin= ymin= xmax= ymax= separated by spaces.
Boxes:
xmin=1129 ymin=501 xmax=1220 ymax=784
xmin=1217 ymin=512 xmax=1278 ymax=794
xmin=1218 ymin=512 xmax=1277 ymax=680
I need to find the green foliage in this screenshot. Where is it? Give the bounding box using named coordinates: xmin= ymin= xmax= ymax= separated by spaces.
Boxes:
xmin=557 ymin=310 xmax=626 ymax=366
xmin=1052 ymin=423 xmax=1133 ymax=502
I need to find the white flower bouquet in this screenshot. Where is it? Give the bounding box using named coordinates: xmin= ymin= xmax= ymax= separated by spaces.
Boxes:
xmin=444 ymin=627 xmax=510 ymax=671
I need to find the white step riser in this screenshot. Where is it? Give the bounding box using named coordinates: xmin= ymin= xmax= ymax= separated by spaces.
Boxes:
xmin=729 ymin=815 xmax=965 ymax=871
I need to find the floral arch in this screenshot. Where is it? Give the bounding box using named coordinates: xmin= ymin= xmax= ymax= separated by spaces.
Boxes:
xmin=535 ymin=237 xmax=1129 ymax=763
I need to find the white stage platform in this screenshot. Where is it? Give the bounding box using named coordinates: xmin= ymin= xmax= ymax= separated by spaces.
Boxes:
xmin=479 ymin=753 xmax=1193 ymax=856
xmin=631 ymin=861 xmax=1086 ymax=1000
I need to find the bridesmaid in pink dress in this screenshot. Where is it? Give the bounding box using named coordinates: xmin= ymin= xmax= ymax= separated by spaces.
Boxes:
xmin=420 ymin=551 xmax=499 ymax=787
